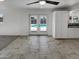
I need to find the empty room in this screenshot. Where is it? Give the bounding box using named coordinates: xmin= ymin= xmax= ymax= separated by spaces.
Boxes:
xmin=0 ymin=0 xmax=79 ymax=59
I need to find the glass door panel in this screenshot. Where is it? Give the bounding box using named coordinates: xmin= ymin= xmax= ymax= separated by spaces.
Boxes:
xmin=30 ymin=16 xmax=38 ymax=31
xmin=39 ymin=16 xmax=47 ymax=31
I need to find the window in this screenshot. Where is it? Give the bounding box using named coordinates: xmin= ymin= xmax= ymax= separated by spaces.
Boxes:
xmin=30 ymin=15 xmax=48 ymax=32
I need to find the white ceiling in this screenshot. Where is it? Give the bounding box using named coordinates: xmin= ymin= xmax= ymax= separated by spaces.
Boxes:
xmin=0 ymin=0 xmax=79 ymax=9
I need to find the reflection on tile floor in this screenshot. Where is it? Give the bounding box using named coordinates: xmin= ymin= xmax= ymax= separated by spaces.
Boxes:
xmin=0 ymin=36 xmax=79 ymax=59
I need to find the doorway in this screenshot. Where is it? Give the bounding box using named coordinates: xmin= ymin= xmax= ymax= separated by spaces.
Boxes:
xmin=29 ymin=14 xmax=48 ymax=35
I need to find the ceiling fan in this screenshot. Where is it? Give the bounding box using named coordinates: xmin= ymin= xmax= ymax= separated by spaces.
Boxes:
xmin=26 ymin=0 xmax=60 ymax=5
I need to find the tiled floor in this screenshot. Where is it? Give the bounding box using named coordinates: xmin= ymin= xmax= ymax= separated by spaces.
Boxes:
xmin=0 ymin=36 xmax=79 ymax=59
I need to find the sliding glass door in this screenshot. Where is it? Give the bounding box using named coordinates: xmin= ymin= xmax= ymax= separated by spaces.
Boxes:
xmin=29 ymin=14 xmax=48 ymax=35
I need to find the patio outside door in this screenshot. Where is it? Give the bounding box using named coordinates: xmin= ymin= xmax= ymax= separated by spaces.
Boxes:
xmin=29 ymin=14 xmax=48 ymax=35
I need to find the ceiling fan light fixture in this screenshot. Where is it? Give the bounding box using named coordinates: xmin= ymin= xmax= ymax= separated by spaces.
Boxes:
xmin=39 ymin=1 xmax=46 ymax=5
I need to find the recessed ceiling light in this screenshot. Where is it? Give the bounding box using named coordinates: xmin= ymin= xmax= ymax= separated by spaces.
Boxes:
xmin=0 ymin=0 xmax=4 ymax=1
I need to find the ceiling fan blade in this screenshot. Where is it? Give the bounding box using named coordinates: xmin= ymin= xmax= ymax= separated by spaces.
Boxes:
xmin=26 ymin=1 xmax=39 ymax=5
xmin=46 ymin=0 xmax=59 ymax=5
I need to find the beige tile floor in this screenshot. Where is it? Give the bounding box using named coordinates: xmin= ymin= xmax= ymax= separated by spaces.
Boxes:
xmin=0 ymin=36 xmax=79 ymax=59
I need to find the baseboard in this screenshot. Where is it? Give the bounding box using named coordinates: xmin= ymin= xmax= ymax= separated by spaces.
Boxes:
xmin=0 ymin=35 xmax=28 ymax=37
xmin=54 ymin=38 xmax=79 ymax=40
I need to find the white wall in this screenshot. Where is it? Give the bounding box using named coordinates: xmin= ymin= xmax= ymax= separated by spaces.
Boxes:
xmin=52 ymin=12 xmax=56 ymax=38
xmin=53 ymin=10 xmax=79 ymax=38
xmin=68 ymin=11 xmax=79 ymax=38
xmin=69 ymin=4 xmax=79 ymax=38
xmin=53 ymin=11 xmax=69 ymax=38
xmin=25 ymin=9 xmax=53 ymax=36
xmin=0 ymin=8 xmax=29 ymax=35
xmin=0 ymin=8 xmax=52 ymax=35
